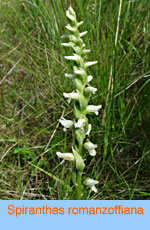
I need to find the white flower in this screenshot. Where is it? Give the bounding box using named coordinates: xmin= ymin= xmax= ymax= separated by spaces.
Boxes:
xmin=79 ymin=31 xmax=88 ymax=37
xmin=64 ymin=92 xmax=87 ymax=110
xmin=84 ymin=141 xmax=97 ymax=156
xmin=77 ymin=21 xmax=83 ymax=28
xmin=85 ymin=124 xmax=92 ymax=136
xmin=56 ymin=152 xmax=74 ymax=161
xmin=85 ymin=86 xmax=97 ymax=94
xmin=65 ymin=73 xmax=74 ymax=79
xmin=69 ymin=35 xmax=78 ymax=43
xmin=74 ymin=68 xmax=86 ymax=76
xmin=63 ymin=91 xmax=79 ymax=100
xmin=66 ymin=24 xmax=77 ymax=32
xmin=84 ymin=178 xmax=99 ymax=192
xmin=64 ymin=55 xmax=77 ymax=61
xmin=59 ymin=118 xmax=74 ymax=129
xmin=85 ymin=61 xmax=98 ymax=68
xmin=87 ymin=75 xmax=93 ymax=82
xmin=74 ymin=119 xmax=86 ymax=129
xmin=62 ymin=42 xmax=74 ymax=47
xmin=89 ymin=148 xmax=96 ymax=156
xmin=73 ymin=46 xmax=81 ymax=54
xmin=84 ymin=142 xmax=97 ymax=150
xmin=65 ymin=54 xmax=83 ymax=65
xmin=86 ymin=105 xmax=102 ymax=115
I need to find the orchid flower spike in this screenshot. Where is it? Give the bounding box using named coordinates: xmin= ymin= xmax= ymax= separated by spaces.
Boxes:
xmin=56 ymin=6 xmax=101 ymax=199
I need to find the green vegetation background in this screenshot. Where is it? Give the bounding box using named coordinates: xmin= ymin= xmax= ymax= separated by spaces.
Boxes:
xmin=0 ymin=0 xmax=150 ymax=200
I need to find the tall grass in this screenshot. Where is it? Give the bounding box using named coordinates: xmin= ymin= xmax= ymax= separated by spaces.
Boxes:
xmin=0 ymin=0 xmax=150 ymax=200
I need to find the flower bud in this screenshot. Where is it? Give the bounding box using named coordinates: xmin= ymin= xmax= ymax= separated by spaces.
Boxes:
xmin=66 ymin=9 xmax=76 ymax=22
xmin=75 ymin=129 xmax=85 ymax=146
xmin=68 ymin=6 xmax=76 ymax=17
xmin=74 ymin=105 xmax=82 ymax=119
xmin=72 ymin=147 xmax=85 ymax=172
xmin=74 ymin=78 xmax=84 ymax=92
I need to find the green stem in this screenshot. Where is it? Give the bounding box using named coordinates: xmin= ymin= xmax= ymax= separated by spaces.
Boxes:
xmin=76 ymin=143 xmax=83 ymax=200
xmin=76 ymin=172 xmax=82 ymax=200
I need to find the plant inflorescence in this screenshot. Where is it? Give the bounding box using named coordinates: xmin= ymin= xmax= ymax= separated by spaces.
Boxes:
xmin=56 ymin=6 xmax=101 ymax=199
